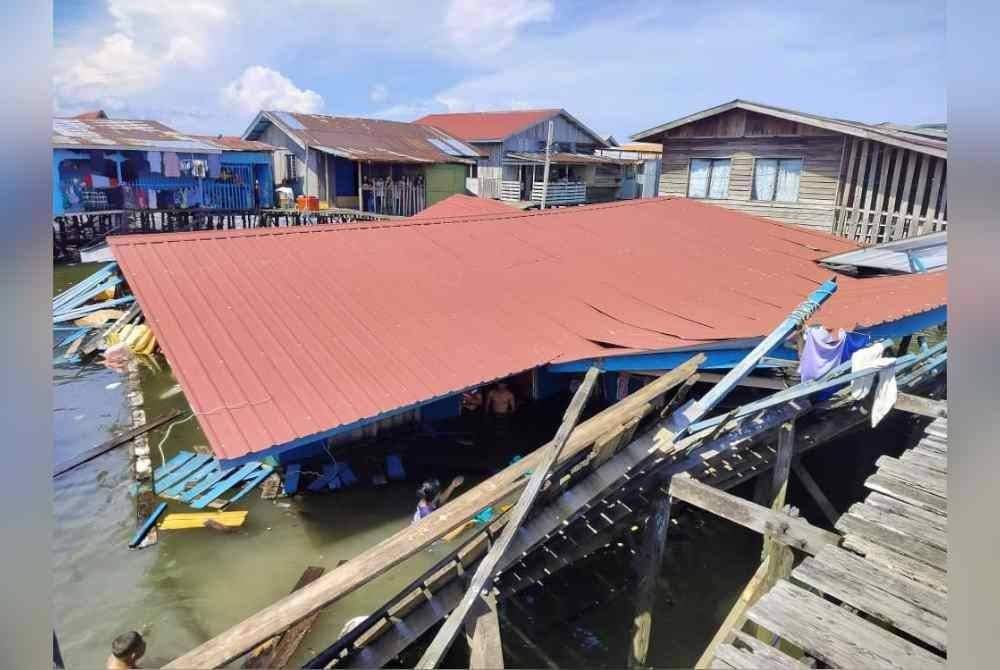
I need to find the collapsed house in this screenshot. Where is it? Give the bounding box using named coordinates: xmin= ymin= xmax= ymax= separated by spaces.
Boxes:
xmin=108 ymin=196 xmax=946 ymax=470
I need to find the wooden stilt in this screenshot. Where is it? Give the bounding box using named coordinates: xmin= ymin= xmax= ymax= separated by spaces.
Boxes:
xmin=792 ymin=461 xmax=840 ymax=527
xmin=628 ymin=491 xmax=672 ymax=669
xmin=757 ymin=422 xmax=797 ymax=647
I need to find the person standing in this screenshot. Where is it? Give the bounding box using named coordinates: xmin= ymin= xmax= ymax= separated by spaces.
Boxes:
xmin=412 ymin=476 xmax=464 ymax=524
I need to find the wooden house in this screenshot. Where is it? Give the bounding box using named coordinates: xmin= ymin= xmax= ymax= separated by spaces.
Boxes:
xmin=241 ymin=111 xmax=481 ymax=216
xmin=415 ymin=109 xmax=638 ymax=205
xmin=632 ymin=100 xmax=947 ymax=243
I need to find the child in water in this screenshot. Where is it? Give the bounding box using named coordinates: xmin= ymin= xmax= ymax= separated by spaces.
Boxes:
xmin=412 ymin=476 xmax=464 ymax=524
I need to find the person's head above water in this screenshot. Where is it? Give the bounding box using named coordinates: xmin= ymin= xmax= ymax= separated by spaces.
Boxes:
xmin=417 ymin=479 xmax=441 ymax=505
xmin=111 ymin=631 xmax=145 ymax=664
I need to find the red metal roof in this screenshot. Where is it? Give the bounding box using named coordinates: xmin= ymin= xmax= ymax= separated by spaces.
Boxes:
xmin=411 ymin=194 xmax=518 ymax=219
xmin=109 ymin=197 xmax=946 ymax=461
xmin=415 ymin=109 xmax=562 ymax=142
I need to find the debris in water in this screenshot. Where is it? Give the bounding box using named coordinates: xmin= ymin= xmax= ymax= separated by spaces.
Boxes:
xmin=105 ymin=382 xmax=122 ymax=390
xmin=159 ymin=384 xmax=182 ymax=400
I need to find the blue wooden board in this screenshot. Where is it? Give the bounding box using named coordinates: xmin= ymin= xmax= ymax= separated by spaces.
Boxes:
xmin=308 ymin=464 xmax=338 ymax=492
xmin=190 ymin=463 xmax=261 ymax=509
xmin=153 ymin=451 xmax=195 ymax=480
xmin=178 ymin=465 xmax=236 ymax=503
xmin=155 ymin=454 xmax=213 ymax=494
xmin=284 ymin=464 xmax=301 ymax=496
xmin=227 ymin=466 xmax=275 ymax=504
xmin=129 ymin=502 xmax=167 ymax=548
xmin=160 ymin=461 xmax=220 ymax=498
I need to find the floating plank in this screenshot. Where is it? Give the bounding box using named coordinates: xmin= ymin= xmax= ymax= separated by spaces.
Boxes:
xmin=875 ymin=456 xmax=947 ymax=499
xmin=746 ymin=581 xmax=945 ymax=670
xmin=668 ymin=476 xmax=840 ymax=556
xmin=129 ymin=502 xmax=167 ymax=548
xmin=416 ymin=366 xmax=600 ymax=668
xmin=809 ymin=544 xmax=947 ymax=621
xmin=243 ymin=566 xmax=327 ymax=668
xmin=865 ymin=474 xmax=947 ymax=517
xmin=190 ymin=463 xmax=262 ymax=509
xmin=307 ymin=463 xmax=339 ymax=492
xmin=73 ymin=308 xmax=125 ymax=327
xmin=179 ymin=465 xmax=238 ymax=503
xmin=793 ymin=552 xmax=947 ymax=650
xmin=54 ymin=410 xmax=183 ymax=478
xmin=848 ymin=502 xmax=947 ymax=551
xmin=284 ymin=464 xmax=301 ymax=496
xmin=837 ymin=513 xmax=947 ymax=571
xmin=155 ymin=454 xmax=213 ymax=494
xmin=842 ymin=536 xmax=948 ymax=593
xmin=160 ymin=511 xmax=249 ymax=530
xmin=52 ymin=295 xmax=134 ymax=323
xmin=227 ymin=466 xmax=275 ymax=504
xmin=161 ymin=462 xmax=221 ymax=499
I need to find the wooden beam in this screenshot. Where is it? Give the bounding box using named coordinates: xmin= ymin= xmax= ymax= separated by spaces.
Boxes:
xmin=668 ymin=477 xmax=840 ymax=556
xmin=628 ymin=492 xmax=672 ymax=669
xmin=416 ymin=367 xmax=601 ymax=668
xmin=894 ymin=393 xmax=947 ymax=419
xmin=465 ymin=595 xmax=504 ymax=670
xmin=165 ymin=357 xmax=701 ymax=669
xmin=769 ymin=422 xmax=795 ymax=507
xmin=54 ymin=409 xmax=182 ymax=477
xmin=694 ymin=556 xmax=773 ymax=669
xmin=791 ymin=461 xmax=840 ymax=527
xmin=242 ymin=566 xmax=326 ymax=668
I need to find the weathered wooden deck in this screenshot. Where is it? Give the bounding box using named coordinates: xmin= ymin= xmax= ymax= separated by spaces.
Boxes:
xmin=711 ymin=415 xmax=947 ymax=669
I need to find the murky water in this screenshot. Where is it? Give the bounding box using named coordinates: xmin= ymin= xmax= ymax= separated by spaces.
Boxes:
xmin=52 ymin=263 xmax=931 ymax=669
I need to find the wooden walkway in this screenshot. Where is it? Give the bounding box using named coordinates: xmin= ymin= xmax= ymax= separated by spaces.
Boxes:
xmin=713 ymin=416 xmax=947 ymax=669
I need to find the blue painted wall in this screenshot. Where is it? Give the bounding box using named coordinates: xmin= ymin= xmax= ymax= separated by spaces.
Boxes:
xmin=335 ymin=156 xmax=358 ymax=196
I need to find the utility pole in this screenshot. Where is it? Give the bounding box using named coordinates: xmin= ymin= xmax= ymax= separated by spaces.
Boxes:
xmin=540 ymin=120 xmax=554 ymax=210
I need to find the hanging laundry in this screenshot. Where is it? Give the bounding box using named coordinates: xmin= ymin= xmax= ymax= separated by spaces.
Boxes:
xmin=207 ymin=154 xmax=222 ymax=178
xmin=850 ymin=342 xmax=897 ymax=427
xmin=798 ymin=326 xmax=847 ymax=383
xmin=163 ymin=152 xmax=180 ymax=178
xmin=147 ymin=151 xmax=162 ymax=173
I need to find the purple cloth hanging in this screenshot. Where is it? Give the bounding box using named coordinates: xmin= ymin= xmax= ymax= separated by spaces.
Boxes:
xmin=798 ymin=326 xmax=847 ymax=383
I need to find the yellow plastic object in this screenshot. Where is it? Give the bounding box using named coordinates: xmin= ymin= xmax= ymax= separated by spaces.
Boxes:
xmin=108 ymin=323 xmax=157 ymax=354
xmin=159 ymin=511 xmax=249 ymax=530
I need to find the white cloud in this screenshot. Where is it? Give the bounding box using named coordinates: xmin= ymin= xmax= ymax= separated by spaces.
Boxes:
xmin=222 ymin=66 xmax=325 ymax=115
xmin=55 ymin=33 xmax=161 ymax=102
xmin=369 ymin=83 xmax=389 ymax=103
xmin=445 ymin=0 xmax=553 ymax=54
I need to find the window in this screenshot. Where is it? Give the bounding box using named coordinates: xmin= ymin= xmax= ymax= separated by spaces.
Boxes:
xmin=752 ymin=158 xmax=802 ymax=202
xmin=687 ymin=158 xmax=731 ymax=199
xmin=285 ymin=153 xmax=298 ymax=181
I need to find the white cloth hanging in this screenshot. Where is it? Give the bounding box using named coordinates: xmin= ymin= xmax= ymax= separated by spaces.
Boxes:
xmin=850 ymin=342 xmax=897 ymax=427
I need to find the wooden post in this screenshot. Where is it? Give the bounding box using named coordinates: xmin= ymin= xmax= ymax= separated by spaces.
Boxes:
xmin=628 ymin=491 xmax=672 ymax=669
xmin=540 ymin=120 xmax=554 ymax=209
xmin=415 ymin=367 xmax=601 ymax=668
xmin=357 ymin=162 xmax=363 ymax=212
xmin=756 ymin=421 xmax=796 ymax=646
xmin=769 ymin=422 xmax=796 ymax=507
xmin=465 ymin=595 xmax=504 ymax=669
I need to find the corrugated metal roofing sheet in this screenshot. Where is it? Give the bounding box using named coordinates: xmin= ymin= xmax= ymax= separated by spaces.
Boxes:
xmin=411 ymin=194 xmax=518 ymax=219
xmin=820 ymin=231 xmax=947 ymax=274
xmin=190 ymin=135 xmax=280 ymax=152
xmin=506 ymin=152 xmax=640 ymax=165
xmin=258 ymin=112 xmax=481 ymax=164
xmin=415 ymin=109 xmax=562 ymax=142
xmin=109 ymin=197 xmax=946 ymax=461
xmin=53 ymin=117 xmax=222 ymax=153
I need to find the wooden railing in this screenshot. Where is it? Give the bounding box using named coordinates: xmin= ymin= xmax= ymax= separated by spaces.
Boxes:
xmin=530 ymin=181 xmax=586 ymax=205
xmin=832 ymin=206 xmax=947 ymax=245
xmin=500 ymin=181 xmax=522 ymax=202
xmin=466 ymin=177 xmax=501 ymax=199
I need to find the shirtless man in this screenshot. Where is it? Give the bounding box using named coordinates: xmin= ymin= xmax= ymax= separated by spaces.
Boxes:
xmin=107 ymin=631 xmax=145 ymax=669
xmin=485 ymin=382 xmax=516 ymax=414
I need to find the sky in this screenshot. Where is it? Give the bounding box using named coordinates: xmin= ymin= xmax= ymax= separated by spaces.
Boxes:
xmin=52 ymin=0 xmax=946 ymax=139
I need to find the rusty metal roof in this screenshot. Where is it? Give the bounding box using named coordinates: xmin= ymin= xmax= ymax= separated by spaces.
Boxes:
xmin=53 ymin=117 xmax=223 ymax=153
xmin=632 ymin=99 xmax=948 ymax=158
xmin=190 ymin=135 xmax=280 ymax=152
xmin=411 ymin=194 xmax=519 ymax=219
xmin=415 ymin=108 xmax=608 ymax=147
xmin=109 ymin=197 xmax=946 ymax=461
xmin=244 ymin=111 xmax=482 ymax=164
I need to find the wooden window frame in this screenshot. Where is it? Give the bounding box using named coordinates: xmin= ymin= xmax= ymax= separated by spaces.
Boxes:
xmin=686 ymin=157 xmax=732 ymax=200
xmin=750 ymin=156 xmax=805 ymax=203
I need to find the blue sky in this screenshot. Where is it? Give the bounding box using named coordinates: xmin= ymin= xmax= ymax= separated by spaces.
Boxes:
xmin=53 ymin=0 xmax=946 ymax=139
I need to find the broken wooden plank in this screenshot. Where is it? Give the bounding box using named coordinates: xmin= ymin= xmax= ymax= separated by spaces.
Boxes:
xmin=864 ymin=474 xmax=947 ymax=517
xmin=165 ymin=356 xmax=702 ymax=670
xmin=415 ymin=366 xmax=601 ymax=668
xmin=54 ymin=409 xmax=183 ymax=478
xmin=894 ymin=392 xmax=948 ymax=418
xmin=465 ymin=595 xmax=503 ymax=670
xmin=746 ymin=581 xmax=944 ymax=670
xmin=864 ymin=492 xmax=947 ymax=533
xmin=129 ymin=502 xmax=167 ymax=549
xmin=731 ymin=631 xmax=809 ymax=669
xmin=849 ymin=502 xmax=947 ymax=551
xmin=837 ymin=513 xmax=947 ymax=571
xmin=669 ymin=477 xmax=840 ymax=556
xmin=842 ymin=536 xmax=948 ymax=594
xmin=242 ymin=566 xmax=326 ymax=668
xmin=793 ymin=553 xmax=947 ymax=650
xmin=160 ymin=511 xmax=248 ymax=531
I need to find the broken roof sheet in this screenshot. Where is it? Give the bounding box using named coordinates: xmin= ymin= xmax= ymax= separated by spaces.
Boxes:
xmin=53 ymin=117 xmax=222 ymax=153
xmin=410 ymin=194 xmax=519 ymax=219
xmin=246 ymin=111 xmax=482 ymax=164
xmin=820 ymin=231 xmax=947 ymax=274
xmin=632 ymin=99 xmax=948 ymax=158
xmin=109 ymin=197 xmax=946 ymax=461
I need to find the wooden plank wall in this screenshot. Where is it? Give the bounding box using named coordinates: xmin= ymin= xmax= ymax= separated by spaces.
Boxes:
xmin=504 ymin=114 xmax=599 ymax=153
xmin=831 ymin=137 xmax=948 ymax=244
xmin=658 ymin=136 xmax=845 ymax=231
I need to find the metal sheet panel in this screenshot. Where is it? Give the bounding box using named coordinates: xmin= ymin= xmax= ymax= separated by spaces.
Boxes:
xmin=109 ymin=197 xmax=947 ymax=461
